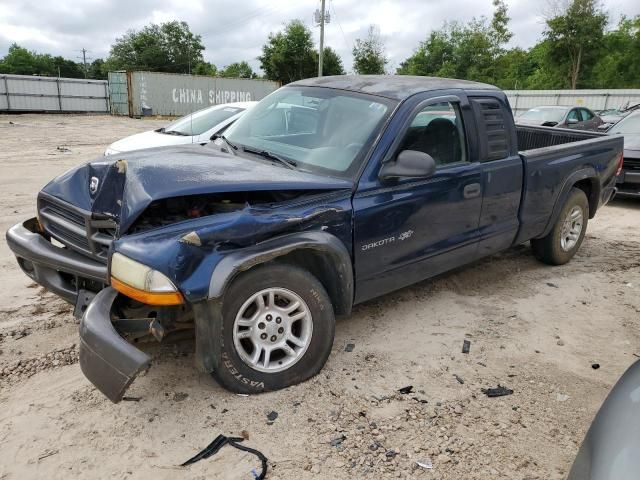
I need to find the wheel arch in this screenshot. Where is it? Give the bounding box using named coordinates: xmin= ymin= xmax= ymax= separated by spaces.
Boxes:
xmin=538 ymin=168 xmax=598 ymax=239
xmin=208 ymin=231 xmax=354 ymax=316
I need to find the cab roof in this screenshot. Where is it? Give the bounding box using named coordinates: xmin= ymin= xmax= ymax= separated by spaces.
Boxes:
xmin=290 ymin=75 xmax=499 ymax=101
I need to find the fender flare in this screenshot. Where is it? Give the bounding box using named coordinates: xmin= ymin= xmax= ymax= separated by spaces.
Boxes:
xmin=208 ymin=230 xmax=354 ymax=315
xmin=539 ymin=167 xmax=598 ymax=238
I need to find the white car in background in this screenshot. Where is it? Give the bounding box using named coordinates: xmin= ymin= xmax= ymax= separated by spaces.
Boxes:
xmin=104 ymin=101 xmax=257 ymax=156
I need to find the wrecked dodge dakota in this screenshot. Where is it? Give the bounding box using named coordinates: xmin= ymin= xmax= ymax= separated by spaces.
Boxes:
xmin=6 ymin=75 xmax=624 ymax=402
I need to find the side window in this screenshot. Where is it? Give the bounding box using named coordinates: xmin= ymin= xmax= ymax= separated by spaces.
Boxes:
xmin=581 ymin=108 xmax=593 ymax=120
xmin=398 ymin=101 xmax=467 ymax=166
xmin=567 ymin=109 xmax=581 ymax=122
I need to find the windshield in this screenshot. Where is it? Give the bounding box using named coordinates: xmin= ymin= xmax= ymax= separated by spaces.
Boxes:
xmin=163 ymin=105 xmax=245 ymax=136
xmin=610 ymin=112 xmax=640 ymax=135
xmin=519 ymin=107 xmax=568 ymax=123
xmin=223 ymin=86 xmax=394 ymax=178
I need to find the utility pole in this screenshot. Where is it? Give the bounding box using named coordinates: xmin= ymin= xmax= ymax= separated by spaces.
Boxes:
xmin=314 ymin=0 xmax=330 ymax=77
xmin=77 ymin=48 xmax=91 ymax=78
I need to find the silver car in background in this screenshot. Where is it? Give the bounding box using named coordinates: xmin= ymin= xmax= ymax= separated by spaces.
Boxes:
xmin=104 ymin=101 xmax=256 ymax=156
xmin=517 ymin=106 xmax=603 ymax=131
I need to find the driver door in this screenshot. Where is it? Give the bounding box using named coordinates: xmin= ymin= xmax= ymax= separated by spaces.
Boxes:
xmin=353 ymin=95 xmax=483 ymax=303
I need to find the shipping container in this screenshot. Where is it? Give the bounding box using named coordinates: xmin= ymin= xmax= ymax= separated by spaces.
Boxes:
xmin=109 ymin=71 xmax=280 ymax=117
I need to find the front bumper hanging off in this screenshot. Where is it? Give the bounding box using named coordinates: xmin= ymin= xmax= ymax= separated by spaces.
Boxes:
xmin=79 ymin=287 xmax=151 ymax=403
xmin=6 ymin=219 xmax=151 ymax=403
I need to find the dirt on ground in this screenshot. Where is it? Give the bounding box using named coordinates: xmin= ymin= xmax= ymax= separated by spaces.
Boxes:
xmin=0 ymin=114 xmax=639 ymax=480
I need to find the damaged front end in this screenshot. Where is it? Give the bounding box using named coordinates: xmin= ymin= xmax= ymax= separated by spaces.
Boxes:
xmin=79 ymin=287 xmax=195 ymax=403
xmin=11 ymin=147 xmax=354 ymax=402
xmin=79 ymin=288 xmax=151 ymax=403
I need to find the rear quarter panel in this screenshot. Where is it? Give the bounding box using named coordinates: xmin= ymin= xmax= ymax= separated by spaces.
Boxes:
xmin=515 ymin=135 xmax=623 ymax=243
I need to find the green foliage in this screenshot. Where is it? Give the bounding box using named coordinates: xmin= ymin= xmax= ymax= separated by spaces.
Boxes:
xmin=258 ymin=20 xmax=317 ymax=84
xmin=590 ymin=16 xmax=640 ymax=88
xmin=105 ymin=21 xmax=204 ymax=73
xmin=219 ymin=61 xmax=256 ymax=78
xmin=320 ymin=47 xmax=346 ymax=76
xmin=0 ymin=43 xmax=85 ymax=78
xmin=352 ymin=26 xmax=387 ymax=75
xmin=543 ymin=0 xmax=608 ymax=88
xmin=397 ymin=0 xmax=511 ymax=84
xmin=397 ymin=0 xmax=640 ymax=90
xmin=193 ymin=61 xmax=217 ymax=76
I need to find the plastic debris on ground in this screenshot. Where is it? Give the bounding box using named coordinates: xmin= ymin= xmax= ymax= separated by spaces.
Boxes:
xmin=398 ymin=385 xmax=414 ymax=394
xmin=481 ymin=385 xmax=513 ymax=397
xmin=462 ymin=339 xmax=471 ymax=354
xmin=416 ymin=458 xmax=433 ymax=469
xmin=181 ymin=434 xmax=268 ymax=480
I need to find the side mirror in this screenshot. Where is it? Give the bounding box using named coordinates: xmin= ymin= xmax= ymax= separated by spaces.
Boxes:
xmin=567 ymin=118 xmax=579 ymax=125
xmin=379 ymin=150 xmax=437 ymax=180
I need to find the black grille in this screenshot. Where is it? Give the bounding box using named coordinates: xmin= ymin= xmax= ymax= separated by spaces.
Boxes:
xmin=624 ymin=157 xmax=640 ymax=170
xmin=38 ymin=196 xmax=116 ymax=263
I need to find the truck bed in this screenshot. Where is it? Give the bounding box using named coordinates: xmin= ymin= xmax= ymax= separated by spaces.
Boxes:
xmin=514 ymin=124 xmax=623 ymax=244
xmin=516 ymin=124 xmax=604 ymax=151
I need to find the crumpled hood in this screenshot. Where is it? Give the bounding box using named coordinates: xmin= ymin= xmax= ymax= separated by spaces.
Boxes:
xmin=41 ymin=144 xmax=353 ymax=233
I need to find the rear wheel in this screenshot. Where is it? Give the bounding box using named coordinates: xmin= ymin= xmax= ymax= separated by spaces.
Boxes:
xmin=531 ymin=187 xmax=589 ymax=265
xmin=211 ymin=263 xmax=335 ymax=394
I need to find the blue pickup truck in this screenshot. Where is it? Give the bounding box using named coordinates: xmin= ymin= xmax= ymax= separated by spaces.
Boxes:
xmin=6 ymin=76 xmax=623 ymax=402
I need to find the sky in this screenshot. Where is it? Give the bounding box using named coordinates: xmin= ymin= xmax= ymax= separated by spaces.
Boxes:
xmin=1 ymin=0 xmax=639 ymax=74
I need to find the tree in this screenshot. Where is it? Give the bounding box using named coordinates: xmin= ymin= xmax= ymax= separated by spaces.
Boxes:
xmin=105 ymin=21 xmax=204 ymax=73
xmin=397 ymin=0 xmax=512 ymax=85
xmin=220 ymin=61 xmax=256 ymax=78
xmin=590 ymin=15 xmax=640 ymax=88
xmin=352 ymin=25 xmax=387 ymax=74
xmin=0 ymin=43 xmax=85 ymax=77
xmin=319 ymin=47 xmax=345 ymax=76
xmin=258 ymin=20 xmax=317 ymax=84
xmin=87 ymin=59 xmax=107 ymax=79
xmin=543 ymin=0 xmax=608 ymax=88
xmin=193 ymin=61 xmax=217 ymax=76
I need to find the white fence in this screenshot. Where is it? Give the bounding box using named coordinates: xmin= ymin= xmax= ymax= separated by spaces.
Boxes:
xmin=0 ymin=74 xmax=109 ymax=113
xmin=505 ymin=89 xmax=640 ymax=116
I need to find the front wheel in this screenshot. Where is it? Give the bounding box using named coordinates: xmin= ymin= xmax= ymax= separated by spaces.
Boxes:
xmin=531 ymin=187 xmax=589 ymax=265
xmin=211 ymin=263 xmax=335 ymax=394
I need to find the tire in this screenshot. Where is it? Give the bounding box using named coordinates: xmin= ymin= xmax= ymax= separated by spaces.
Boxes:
xmin=210 ymin=263 xmax=335 ymax=394
xmin=531 ymin=187 xmax=589 ymax=265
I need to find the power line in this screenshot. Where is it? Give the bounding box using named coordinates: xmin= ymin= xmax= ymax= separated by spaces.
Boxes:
xmin=199 ymin=4 xmax=293 ymax=39
xmin=329 ymin=0 xmax=352 ymax=51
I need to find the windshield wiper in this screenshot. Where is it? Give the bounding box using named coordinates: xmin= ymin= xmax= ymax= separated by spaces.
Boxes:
xmin=211 ymin=134 xmax=238 ymax=155
xmin=242 ymin=146 xmax=297 ymax=170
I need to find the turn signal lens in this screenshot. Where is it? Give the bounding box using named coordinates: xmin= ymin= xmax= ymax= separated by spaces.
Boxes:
xmin=111 ymin=277 xmax=184 ymax=305
xmin=110 ymin=252 xmax=183 ymax=305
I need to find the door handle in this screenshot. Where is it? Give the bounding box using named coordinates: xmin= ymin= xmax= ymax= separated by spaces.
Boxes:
xmin=463 ymin=183 xmax=481 ymax=199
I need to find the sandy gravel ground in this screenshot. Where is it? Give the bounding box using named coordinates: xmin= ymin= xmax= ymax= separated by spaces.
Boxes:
xmin=0 ymin=114 xmax=639 ymax=480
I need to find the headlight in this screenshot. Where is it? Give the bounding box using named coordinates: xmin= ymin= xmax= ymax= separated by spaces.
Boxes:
xmin=110 ymin=252 xmax=183 ymax=305
xmin=104 ymin=146 xmax=120 ymax=156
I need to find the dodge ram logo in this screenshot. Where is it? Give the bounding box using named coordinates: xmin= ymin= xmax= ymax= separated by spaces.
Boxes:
xmin=89 ymin=176 xmax=99 ymax=194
